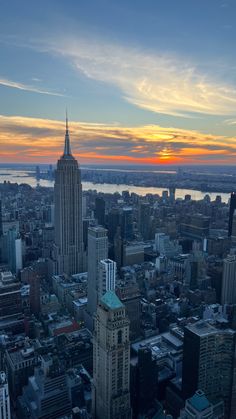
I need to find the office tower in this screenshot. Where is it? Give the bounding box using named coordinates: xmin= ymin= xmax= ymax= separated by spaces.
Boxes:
xmin=6 ymin=228 xmax=22 ymax=273
xmin=228 ymin=192 xmax=236 ymax=237
xmin=48 ymin=163 xmax=53 ymax=180
xmin=17 ymin=359 xmax=71 ymax=418
xmin=138 ymin=202 xmax=151 ymax=240
xmin=121 ymin=207 xmax=133 ymax=240
xmin=0 ymin=199 xmax=3 ymax=264
xmin=21 ymin=267 xmax=41 ymax=315
xmin=0 ymin=372 xmax=11 ymax=419
xmin=98 ymin=258 xmax=116 ymax=300
xmin=155 ymin=233 xmax=181 ymax=258
xmin=231 ymin=212 xmax=236 ymax=244
xmin=82 ymin=218 xmax=90 ymax=253
xmin=82 ymin=195 xmax=87 ymax=218
xmin=169 ymin=187 xmax=176 ymax=203
xmin=123 ymin=243 xmax=144 ymax=266
xmin=0 ymin=271 xmax=22 ymax=319
xmin=182 ymin=321 xmax=236 ymax=418
xmin=35 ymin=165 xmax=40 ymax=181
xmin=15 ymin=236 xmax=23 ymax=271
xmin=0 ymin=198 xmax=2 ymax=237
xmin=93 ymin=291 xmax=131 ymax=419
xmin=221 ymin=255 xmax=236 ymax=305
xmin=180 ymin=214 xmax=210 ymax=239
xmin=50 ymin=204 xmax=55 ymax=226
xmin=53 ymin=115 xmax=83 ymax=275
xmin=116 ymin=281 xmax=141 ymax=340
xmin=107 ymin=208 xmax=120 ymax=242
xmin=5 ymin=341 xmax=37 ymax=401
xmin=114 ymin=226 xmax=123 ymax=269
xmin=179 ymin=390 xmax=224 ymax=419
xmin=95 ymin=197 xmax=105 ymax=226
xmin=86 ymin=226 xmax=108 ymax=330
xmin=131 ymin=346 xmax=158 ymax=416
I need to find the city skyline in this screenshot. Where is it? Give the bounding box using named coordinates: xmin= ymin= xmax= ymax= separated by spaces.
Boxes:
xmin=0 ymin=0 xmax=236 ymax=164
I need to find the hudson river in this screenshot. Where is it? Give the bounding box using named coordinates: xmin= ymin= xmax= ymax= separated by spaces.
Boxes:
xmin=0 ymin=169 xmax=230 ymax=203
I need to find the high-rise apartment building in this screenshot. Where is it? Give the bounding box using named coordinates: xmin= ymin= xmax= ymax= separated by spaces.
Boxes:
xmin=86 ymin=226 xmax=108 ymax=330
xmin=98 ymin=258 xmax=116 ymax=300
xmin=221 ymin=255 xmax=236 ymax=305
xmin=182 ymin=321 xmax=236 ymax=418
xmin=53 ymin=115 xmax=83 ymax=275
xmin=0 ymin=372 xmax=11 ymax=419
xmin=93 ymin=291 xmax=131 ymax=419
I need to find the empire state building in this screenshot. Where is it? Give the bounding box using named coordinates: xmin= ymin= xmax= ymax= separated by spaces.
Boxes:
xmin=53 ymin=115 xmax=83 ymax=275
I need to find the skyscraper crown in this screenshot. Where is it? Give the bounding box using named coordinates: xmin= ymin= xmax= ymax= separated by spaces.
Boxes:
xmin=62 ymin=111 xmax=74 ymax=159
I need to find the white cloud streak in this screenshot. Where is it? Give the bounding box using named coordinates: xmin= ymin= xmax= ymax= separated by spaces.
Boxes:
xmin=0 ymin=77 xmax=64 ymax=97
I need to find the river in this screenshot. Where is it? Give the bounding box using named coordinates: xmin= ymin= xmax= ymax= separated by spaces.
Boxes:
xmin=0 ymin=168 xmax=230 ymax=203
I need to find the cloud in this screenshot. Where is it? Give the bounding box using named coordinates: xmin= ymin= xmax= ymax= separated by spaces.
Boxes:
xmin=42 ymin=37 xmax=236 ymax=117
xmin=224 ymin=119 xmax=236 ymax=126
xmin=1 ymin=114 xmax=236 ymax=164
xmin=0 ymin=77 xmax=64 ymax=97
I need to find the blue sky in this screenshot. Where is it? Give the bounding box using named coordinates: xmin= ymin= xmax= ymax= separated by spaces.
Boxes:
xmin=0 ymin=0 xmax=236 ymax=164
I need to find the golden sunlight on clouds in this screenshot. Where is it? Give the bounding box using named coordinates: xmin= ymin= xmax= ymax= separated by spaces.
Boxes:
xmin=48 ymin=38 xmax=236 ymax=117
xmin=0 ymin=114 xmax=236 ymax=164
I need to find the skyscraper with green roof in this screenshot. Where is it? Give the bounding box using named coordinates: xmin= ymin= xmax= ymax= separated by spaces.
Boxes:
xmin=93 ymin=290 xmax=131 ymax=419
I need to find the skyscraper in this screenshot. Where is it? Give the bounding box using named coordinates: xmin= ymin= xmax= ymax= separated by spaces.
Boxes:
xmin=0 ymin=198 xmax=2 ymax=237
xmin=93 ymin=291 xmax=131 ymax=419
xmin=228 ymin=192 xmax=236 ymax=237
xmin=138 ymin=202 xmax=151 ymax=240
xmin=95 ymin=196 xmax=105 ymax=226
xmin=221 ymin=255 xmax=236 ymax=305
xmin=182 ymin=321 xmax=236 ymax=418
xmin=6 ymin=228 xmax=22 ymax=273
xmin=86 ymin=226 xmax=108 ymax=330
xmin=0 ymin=271 xmax=22 ymax=319
xmin=98 ymin=258 xmax=116 ymax=300
xmin=53 ymin=115 xmax=83 ymax=275
xmin=121 ymin=207 xmax=133 ymax=240
xmin=21 ymin=267 xmax=41 ymax=315
xmin=0 ymin=372 xmax=11 ymax=419
xmin=132 ymin=346 xmax=158 ymax=416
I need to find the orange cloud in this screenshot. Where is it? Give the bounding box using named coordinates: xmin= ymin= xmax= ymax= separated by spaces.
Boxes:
xmin=0 ymin=114 xmax=236 ymax=165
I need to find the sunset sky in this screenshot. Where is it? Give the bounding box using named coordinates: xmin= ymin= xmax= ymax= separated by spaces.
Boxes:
xmin=0 ymin=0 xmax=236 ymax=165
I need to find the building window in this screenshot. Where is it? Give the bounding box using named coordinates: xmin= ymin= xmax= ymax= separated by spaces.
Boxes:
xmin=118 ymin=330 xmax=122 ymax=344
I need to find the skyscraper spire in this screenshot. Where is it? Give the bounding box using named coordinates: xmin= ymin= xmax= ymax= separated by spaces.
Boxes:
xmin=63 ymin=110 xmax=72 ymax=157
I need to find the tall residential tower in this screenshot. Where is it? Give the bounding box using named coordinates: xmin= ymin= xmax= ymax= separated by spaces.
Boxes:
xmin=85 ymin=226 xmax=108 ymax=330
xmin=53 ymin=115 xmax=83 ymax=275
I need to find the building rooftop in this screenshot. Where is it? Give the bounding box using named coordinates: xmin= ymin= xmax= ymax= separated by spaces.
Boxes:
xmin=189 ymin=390 xmax=211 ymax=412
xmin=101 ymin=291 xmax=124 ymax=310
xmin=186 ymin=320 xmax=235 ymax=337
